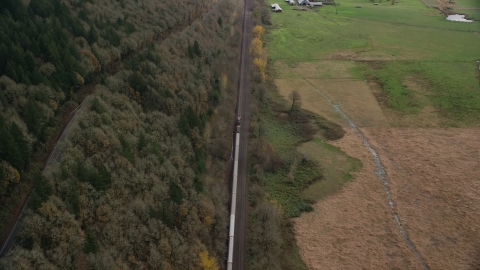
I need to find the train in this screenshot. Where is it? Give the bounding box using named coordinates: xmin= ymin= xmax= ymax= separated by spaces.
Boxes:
xmin=227 ymin=117 xmax=241 ymax=270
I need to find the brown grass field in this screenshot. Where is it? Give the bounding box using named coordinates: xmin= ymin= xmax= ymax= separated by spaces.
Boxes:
xmin=273 ymin=60 xmax=480 ymax=270
xmin=294 ymin=128 xmax=423 ymax=270
xmin=308 ymin=78 xmax=390 ymax=128
xmin=294 ymin=127 xmax=480 ymax=270
xmin=275 ymin=78 xmax=348 ymax=126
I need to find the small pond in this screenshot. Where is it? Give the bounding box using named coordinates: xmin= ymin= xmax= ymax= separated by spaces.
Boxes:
xmin=446 ymin=14 xmax=474 ymax=22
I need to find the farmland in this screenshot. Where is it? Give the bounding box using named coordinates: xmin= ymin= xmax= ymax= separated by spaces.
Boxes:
xmin=262 ymin=0 xmax=480 ymax=268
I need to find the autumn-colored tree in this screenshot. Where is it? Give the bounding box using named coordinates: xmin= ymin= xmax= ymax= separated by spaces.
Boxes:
xmin=252 ymin=25 xmax=265 ymax=39
xmin=253 ymin=58 xmax=267 ymax=81
xmin=198 ymin=250 xmax=219 ymax=270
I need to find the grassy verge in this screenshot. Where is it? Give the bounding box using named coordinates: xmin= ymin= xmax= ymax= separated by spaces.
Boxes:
xmin=299 ymin=138 xmax=362 ymax=202
xmin=252 ymin=66 xmax=355 ymax=217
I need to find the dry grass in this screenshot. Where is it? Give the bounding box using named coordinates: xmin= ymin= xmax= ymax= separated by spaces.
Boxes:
xmin=275 ymin=78 xmax=348 ymax=127
xmin=294 ymin=127 xmax=480 ymax=270
xmin=294 ymin=128 xmax=422 ymax=270
xmin=307 ymin=78 xmax=390 ymax=128
xmin=275 ymin=60 xmax=389 ymax=128
xmin=364 ymin=127 xmax=480 ymax=270
xmin=274 ymin=60 xmax=358 ymax=79
xmin=276 ymin=60 xmax=480 ymax=270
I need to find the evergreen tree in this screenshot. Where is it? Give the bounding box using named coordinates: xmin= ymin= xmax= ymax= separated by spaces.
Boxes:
xmin=9 ymin=122 xmax=30 ymax=168
xmin=96 ymin=165 xmax=112 ymax=191
xmin=193 ymin=40 xmax=201 ymax=56
xmin=0 ymin=116 xmax=25 ymax=170
xmin=84 ymin=228 xmax=99 ymax=253
xmin=169 ymin=182 xmax=183 ymax=204
xmin=29 ymin=0 xmax=54 ymax=18
xmin=30 ymin=173 xmax=52 ymax=210
xmin=87 ymin=27 xmax=98 ymax=44
xmin=0 ymin=166 xmax=4 ymax=195
xmin=4 ymin=61 xmax=18 ymax=81
xmin=22 ymin=99 xmax=41 ymax=135
xmin=137 ymin=132 xmax=147 ymax=151
xmin=66 ymin=184 xmax=79 ymax=216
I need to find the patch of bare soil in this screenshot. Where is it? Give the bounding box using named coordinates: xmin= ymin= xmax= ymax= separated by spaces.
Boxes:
xmin=294 ymin=127 xmax=480 ymax=270
xmin=294 ymin=128 xmax=421 ymax=270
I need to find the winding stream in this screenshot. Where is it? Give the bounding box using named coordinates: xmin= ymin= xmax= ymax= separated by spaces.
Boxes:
xmin=303 ymin=78 xmax=430 ymax=270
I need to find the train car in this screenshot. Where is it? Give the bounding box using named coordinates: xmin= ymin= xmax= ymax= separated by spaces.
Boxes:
xmin=236 ymin=117 xmax=241 ymax=133
xmin=227 ymin=116 xmax=241 ymax=270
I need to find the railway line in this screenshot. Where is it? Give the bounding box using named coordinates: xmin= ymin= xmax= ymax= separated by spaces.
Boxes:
xmin=227 ymin=0 xmax=252 ymax=267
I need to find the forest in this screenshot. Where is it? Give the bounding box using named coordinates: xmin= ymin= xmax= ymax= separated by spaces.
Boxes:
xmin=0 ymin=0 xmax=243 ymax=268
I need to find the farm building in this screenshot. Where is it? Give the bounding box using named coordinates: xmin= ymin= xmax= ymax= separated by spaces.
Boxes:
xmin=298 ymin=0 xmax=311 ymax=5
xmin=310 ymin=2 xmax=322 ymax=6
xmin=271 ymin=3 xmax=283 ymax=12
xmin=289 ymin=0 xmax=295 ymax=4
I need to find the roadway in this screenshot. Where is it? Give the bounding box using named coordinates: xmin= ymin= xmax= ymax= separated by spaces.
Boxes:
xmin=0 ymin=194 xmax=30 ymax=258
xmin=0 ymin=101 xmax=85 ymax=259
xmin=233 ymin=0 xmax=252 ymax=267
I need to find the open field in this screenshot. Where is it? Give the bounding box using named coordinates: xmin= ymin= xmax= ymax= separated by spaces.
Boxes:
xmin=298 ymin=138 xmax=362 ymax=202
xmin=420 ymin=0 xmax=480 ymax=20
xmin=264 ymin=0 xmax=480 ymax=268
xmin=275 ymin=78 xmax=349 ymax=126
xmin=359 ymin=61 xmax=480 ymax=125
xmin=362 ymin=127 xmax=480 ymax=270
xmin=294 ymin=128 xmax=423 ymax=270
xmin=294 ymin=127 xmax=480 ymax=270
xmin=267 ymin=1 xmax=479 ymax=62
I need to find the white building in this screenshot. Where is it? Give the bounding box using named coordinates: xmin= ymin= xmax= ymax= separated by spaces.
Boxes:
xmin=271 ymin=3 xmax=283 ymax=12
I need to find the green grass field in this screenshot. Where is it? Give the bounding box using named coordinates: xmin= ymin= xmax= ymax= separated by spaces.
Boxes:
xmin=262 ymin=109 xmax=321 ymax=217
xmin=259 ymin=0 xmax=480 ymax=218
xmin=267 ymin=1 xmax=479 ymax=61
xmin=266 ymin=0 xmax=480 ymax=125
xmin=451 ymin=0 xmax=480 ymax=20
xmin=299 ymin=138 xmax=362 ymax=202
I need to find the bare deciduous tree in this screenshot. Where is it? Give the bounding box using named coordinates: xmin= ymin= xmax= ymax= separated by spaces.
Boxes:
xmin=289 ymin=90 xmax=302 ymax=111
